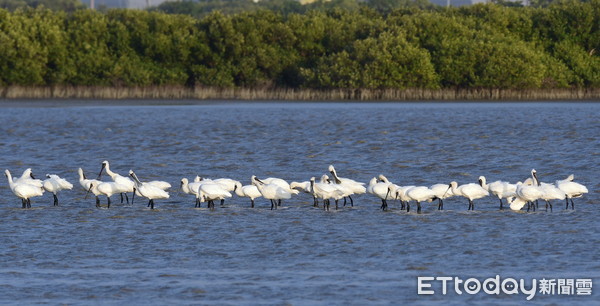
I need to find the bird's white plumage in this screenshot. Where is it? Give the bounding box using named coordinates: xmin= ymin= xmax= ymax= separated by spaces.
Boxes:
xmin=252 ymin=176 xmax=293 ymax=201
xmin=100 ymin=161 xmax=134 ymax=193
xmin=328 ymin=165 xmax=366 ymax=194
xmin=5 ymin=169 xmax=44 ymax=205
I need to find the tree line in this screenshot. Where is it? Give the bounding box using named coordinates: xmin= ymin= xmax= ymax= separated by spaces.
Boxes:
xmin=0 ymin=0 xmax=598 ymax=90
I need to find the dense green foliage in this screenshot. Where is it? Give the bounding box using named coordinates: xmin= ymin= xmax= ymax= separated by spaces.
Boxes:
xmin=0 ymin=1 xmax=598 ymax=89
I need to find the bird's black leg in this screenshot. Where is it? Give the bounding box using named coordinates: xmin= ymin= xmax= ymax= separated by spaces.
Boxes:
xmin=417 ymin=201 xmax=421 ymax=214
xmin=251 ymin=199 xmax=254 ymax=208
xmin=313 ymin=196 xmax=318 ymax=207
xmin=349 ymin=195 xmax=354 ymax=207
xmin=27 ymin=198 xmax=31 ymax=208
xmin=120 ymin=193 xmax=124 ymax=204
xmin=270 ymin=200 xmax=274 ymax=210
xmin=406 ymin=202 xmax=410 ymax=213
xmin=107 ymin=197 xmax=111 ymax=208
xmin=220 ymin=199 xmax=225 ymax=206
xmin=335 ymin=199 xmax=338 ymax=210
xmin=53 ymin=194 xmax=58 ymax=206
xmin=96 ymin=196 xmax=100 ymax=207
xmin=400 ymin=201 xmax=405 ymax=210
xmin=151 ymin=199 xmax=155 ymax=210
xmin=527 ymin=201 xmax=530 ymax=212
xmin=535 ymin=200 xmax=539 ymax=210
xmin=565 ymin=198 xmax=569 ymax=209
xmin=438 ymin=198 xmax=443 ymax=210
xmin=343 ymin=197 xmax=347 ymax=207
xmin=570 ymin=198 xmax=575 ymax=210
xmin=278 ymin=199 xmax=281 ymax=207
xmin=499 ymin=198 xmax=503 ymax=210
xmin=21 ymin=198 xmax=26 ymax=209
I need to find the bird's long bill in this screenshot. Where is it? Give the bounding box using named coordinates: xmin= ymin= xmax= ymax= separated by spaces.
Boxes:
xmin=330 ymin=171 xmax=341 ymax=184
xmin=442 ymin=186 xmax=451 ymax=198
xmin=30 ymin=173 xmax=36 ymax=179
xmin=97 ymin=164 xmax=105 ymax=180
xmin=533 ymin=172 xmax=540 ymax=186
xmin=255 ymin=178 xmax=265 ymax=184
xmin=85 ymin=184 xmax=93 ymax=199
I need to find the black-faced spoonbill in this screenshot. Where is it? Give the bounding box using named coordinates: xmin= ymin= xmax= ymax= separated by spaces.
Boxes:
xmin=478 ymin=176 xmax=516 ymax=210
xmin=98 ymin=160 xmax=135 ymax=204
xmin=447 ymin=181 xmax=489 ymax=211
xmin=78 ymin=168 xmax=103 ymax=207
xmin=233 ymin=182 xmax=262 ymax=208
xmin=129 ymin=170 xmax=170 ymax=209
xmin=5 ymin=169 xmax=44 ymax=208
xmin=43 ymin=174 xmax=73 ymax=206
xmin=328 ymin=165 xmax=366 ymax=206
xmin=554 ymin=174 xmax=588 ymax=210
xmin=251 ymin=176 xmax=292 ymax=210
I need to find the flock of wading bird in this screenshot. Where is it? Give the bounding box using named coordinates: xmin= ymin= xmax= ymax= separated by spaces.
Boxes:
xmin=3 ymin=162 xmax=590 ymax=213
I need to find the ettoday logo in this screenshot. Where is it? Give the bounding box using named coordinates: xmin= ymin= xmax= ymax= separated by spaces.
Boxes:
xmin=418 ymin=276 xmax=540 ymax=300
xmin=418 ymin=276 xmax=593 ymax=300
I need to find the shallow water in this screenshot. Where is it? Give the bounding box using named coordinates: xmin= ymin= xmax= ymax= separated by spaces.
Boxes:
xmin=0 ymin=101 xmax=598 ymax=304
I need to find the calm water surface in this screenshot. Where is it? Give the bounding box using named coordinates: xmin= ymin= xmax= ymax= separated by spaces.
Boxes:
xmin=0 ymin=102 xmax=598 ymax=305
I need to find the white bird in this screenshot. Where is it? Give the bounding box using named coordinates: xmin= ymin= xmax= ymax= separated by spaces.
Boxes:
xmin=528 ymin=170 xmax=566 ymax=212
xmin=211 ymin=178 xmax=240 ymax=205
xmin=554 ymin=174 xmax=588 ymax=210
xmin=5 ymin=169 xmax=44 ymax=208
xmin=405 ymin=186 xmax=436 ymax=213
xmin=129 ymin=170 xmax=170 ymax=209
xmin=386 ymin=184 xmax=403 ymax=209
xmin=98 ymin=160 xmax=135 ymax=204
xmin=510 ymin=180 xmax=543 ymax=211
xmin=290 ymin=181 xmax=318 ymax=206
xmin=322 ymin=174 xmax=354 ymax=208
xmin=328 ymin=165 xmax=366 ymax=206
xmin=538 ymin=182 xmax=566 ymax=212
xmin=43 ymin=174 xmax=73 ymax=206
xmin=311 ymin=176 xmax=345 ymax=211
xmin=367 ymin=176 xmax=393 ymax=210
xmin=96 ymin=181 xmax=130 ymax=208
xmin=252 ymin=176 xmax=292 ymax=210
xmin=13 ymin=168 xmax=43 ymax=188
xmin=430 ymin=183 xmax=454 ymax=210
xmin=180 ymin=177 xmax=205 ymax=207
xmin=258 ymin=177 xmax=298 ymax=207
xmin=78 ymin=168 xmax=103 ymax=207
xmin=196 ymin=181 xmax=232 ymax=209
xmin=233 ymin=182 xmax=262 ymax=208
xmin=447 ymin=181 xmax=489 ymax=211
xmin=392 ymin=184 xmax=416 ymax=211
xmin=478 ymin=176 xmax=516 ymax=210
xmin=86 ymin=182 xmax=104 ymax=208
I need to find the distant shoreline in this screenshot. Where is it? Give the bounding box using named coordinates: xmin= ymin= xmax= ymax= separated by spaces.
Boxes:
xmin=1 ymin=86 xmax=599 ymax=102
